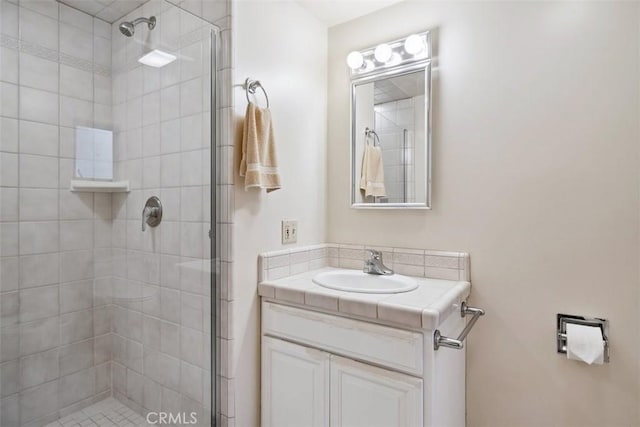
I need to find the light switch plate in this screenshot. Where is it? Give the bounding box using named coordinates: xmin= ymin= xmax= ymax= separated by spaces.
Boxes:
xmin=281 ymin=220 xmax=298 ymax=244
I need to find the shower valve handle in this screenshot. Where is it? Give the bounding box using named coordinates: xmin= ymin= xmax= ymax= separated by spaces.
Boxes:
xmin=141 ymin=196 xmax=162 ymax=232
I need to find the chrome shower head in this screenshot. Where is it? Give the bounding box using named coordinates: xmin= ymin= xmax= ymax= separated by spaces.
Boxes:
xmin=119 ymin=16 xmax=156 ymax=37
xmin=119 ymin=21 xmax=135 ymax=37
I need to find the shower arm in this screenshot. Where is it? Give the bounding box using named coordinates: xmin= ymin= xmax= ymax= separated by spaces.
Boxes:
xmin=131 ymin=16 xmax=156 ymax=29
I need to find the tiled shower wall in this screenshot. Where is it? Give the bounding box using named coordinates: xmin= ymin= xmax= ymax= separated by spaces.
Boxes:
xmin=108 ymin=0 xmax=217 ymax=422
xmin=0 ymin=1 xmax=113 ymax=425
xmin=374 ymin=98 xmax=417 ymax=203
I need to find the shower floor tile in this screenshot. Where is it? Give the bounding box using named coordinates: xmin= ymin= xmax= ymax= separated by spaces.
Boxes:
xmin=44 ymin=397 xmax=152 ymax=427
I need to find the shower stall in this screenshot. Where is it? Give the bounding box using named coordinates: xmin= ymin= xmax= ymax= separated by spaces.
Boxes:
xmin=0 ymin=0 xmax=220 ymax=425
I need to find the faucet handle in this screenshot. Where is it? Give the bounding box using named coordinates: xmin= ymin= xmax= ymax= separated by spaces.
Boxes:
xmin=365 ymin=249 xmax=382 ymax=259
xmin=141 ymin=196 xmax=163 ymax=232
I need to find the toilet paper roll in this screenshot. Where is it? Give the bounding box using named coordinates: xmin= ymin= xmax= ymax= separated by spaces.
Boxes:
xmin=566 ymin=323 xmax=605 ymax=365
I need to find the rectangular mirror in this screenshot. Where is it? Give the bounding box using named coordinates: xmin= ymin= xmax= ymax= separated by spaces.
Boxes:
xmin=350 ymin=35 xmax=431 ymax=209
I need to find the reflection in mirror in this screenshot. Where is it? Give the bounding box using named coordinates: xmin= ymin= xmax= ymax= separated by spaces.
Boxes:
xmin=354 ymin=71 xmax=426 ymax=204
xmin=350 ymin=31 xmax=431 ymax=209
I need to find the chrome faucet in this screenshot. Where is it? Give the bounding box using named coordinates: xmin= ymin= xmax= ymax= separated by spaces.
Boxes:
xmin=363 ymin=249 xmax=394 ymax=275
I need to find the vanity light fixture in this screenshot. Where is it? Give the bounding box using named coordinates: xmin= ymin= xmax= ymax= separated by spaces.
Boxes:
xmin=138 ymin=49 xmax=177 ymax=67
xmin=346 ymin=31 xmax=431 ymax=76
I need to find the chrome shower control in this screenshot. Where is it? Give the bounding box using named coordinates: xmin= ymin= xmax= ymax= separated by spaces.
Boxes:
xmin=142 ymin=196 xmax=162 ymax=231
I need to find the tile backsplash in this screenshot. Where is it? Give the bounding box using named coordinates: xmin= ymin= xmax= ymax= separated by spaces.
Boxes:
xmin=259 ymin=243 xmax=470 ymax=283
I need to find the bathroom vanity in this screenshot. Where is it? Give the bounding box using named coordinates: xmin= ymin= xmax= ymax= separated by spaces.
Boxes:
xmin=258 ymin=260 xmax=474 ymax=427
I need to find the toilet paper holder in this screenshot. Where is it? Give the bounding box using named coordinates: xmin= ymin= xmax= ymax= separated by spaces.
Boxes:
xmin=556 ymin=313 xmax=609 ymax=363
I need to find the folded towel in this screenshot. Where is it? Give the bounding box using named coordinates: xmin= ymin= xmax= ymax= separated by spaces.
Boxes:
xmin=360 ymin=144 xmax=386 ymax=198
xmin=239 ymin=102 xmax=281 ymax=192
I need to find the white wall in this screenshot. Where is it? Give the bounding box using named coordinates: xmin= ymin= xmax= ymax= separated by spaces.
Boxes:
xmin=232 ymin=2 xmax=328 ymax=425
xmin=328 ymin=2 xmax=640 ymax=426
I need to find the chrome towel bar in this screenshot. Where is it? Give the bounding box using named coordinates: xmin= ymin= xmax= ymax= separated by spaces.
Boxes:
xmin=434 ymin=302 xmax=485 ymax=350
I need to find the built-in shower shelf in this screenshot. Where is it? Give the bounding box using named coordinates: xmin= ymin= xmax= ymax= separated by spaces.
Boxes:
xmin=70 ymin=180 xmax=130 ymax=193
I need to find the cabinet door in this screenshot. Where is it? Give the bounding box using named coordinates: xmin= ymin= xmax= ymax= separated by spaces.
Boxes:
xmin=330 ymin=355 xmax=423 ymax=427
xmin=262 ymin=336 xmax=330 ymax=427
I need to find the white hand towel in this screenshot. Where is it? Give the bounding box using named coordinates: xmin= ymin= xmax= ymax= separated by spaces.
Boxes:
xmin=360 ymin=144 xmax=386 ymax=198
xmin=239 ymin=102 xmax=281 ymax=192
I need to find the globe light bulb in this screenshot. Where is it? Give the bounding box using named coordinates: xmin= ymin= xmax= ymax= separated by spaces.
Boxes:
xmin=404 ymin=34 xmax=424 ymax=55
xmin=374 ymin=43 xmax=392 ymax=63
xmin=346 ymin=51 xmax=364 ymax=69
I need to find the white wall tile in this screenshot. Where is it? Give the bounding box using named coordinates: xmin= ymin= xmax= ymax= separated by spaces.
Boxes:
xmin=19 ymin=221 xmax=59 ymax=254
xmin=20 ymin=348 xmax=59 ymax=390
xmin=59 ymin=3 xmax=92 ymax=33
xmin=180 ymin=77 xmax=203 ymax=117
xmin=59 ymin=367 xmax=95 ymax=407
xmin=0 ymin=82 xmax=18 ymax=118
xmin=19 ymin=378 xmax=58 ymax=423
xmin=20 ymin=154 xmax=58 ymax=188
xmin=60 ymin=280 xmax=93 ymax=314
xmin=0 ymin=152 xmax=18 ymax=186
xmin=19 ymin=120 xmax=59 ymax=157
xmin=60 ymin=250 xmax=93 ymax=282
xmin=19 ymin=87 xmax=58 ymax=125
xmin=60 ymin=191 xmax=94 ymax=220
xmin=0 ymin=1 xmax=19 ymax=38
xmin=19 ymin=6 xmax=59 ymax=51
xmin=160 ymin=119 xmax=181 ymax=154
xmin=0 ymin=290 xmax=18 ymax=327
xmin=60 ymin=24 xmax=93 ymax=62
xmin=60 ymin=220 xmax=94 ymax=251
xmin=160 ymin=85 xmax=180 ymax=121
xmin=0 ymin=222 xmax=19 ymax=256
xmin=0 ymin=257 xmax=19 ymax=292
xmin=19 ymin=189 xmax=58 ymax=221
xmin=19 ymin=285 xmax=58 ymax=323
xmin=60 ymin=309 xmax=93 ymax=345
xmin=0 ymin=359 xmax=19 ymax=397
xmin=19 ymin=253 xmax=59 ymax=288
xmin=0 ymin=118 xmax=18 ymax=152
xmin=19 ymin=54 xmax=59 ymax=93
xmin=60 ymin=96 xmax=93 ymax=127
xmin=19 ymin=316 xmax=59 ymax=356
xmin=0 ymin=187 xmax=18 ymax=221
xmin=60 ymin=65 xmax=94 ymax=101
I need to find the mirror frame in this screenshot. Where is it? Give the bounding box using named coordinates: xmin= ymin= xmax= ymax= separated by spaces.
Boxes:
xmin=350 ymin=60 xmax=432 ymax=209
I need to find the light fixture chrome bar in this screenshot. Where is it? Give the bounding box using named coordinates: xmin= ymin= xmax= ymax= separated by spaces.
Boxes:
xmin=434 ymin=302 xmax=485 ymax=350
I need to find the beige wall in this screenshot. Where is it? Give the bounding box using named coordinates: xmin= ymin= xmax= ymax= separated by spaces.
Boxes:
xmin=328 ymin=2 xmax=640 ymax=426
xmin=232 ymin=1 xmax=328 ymax=425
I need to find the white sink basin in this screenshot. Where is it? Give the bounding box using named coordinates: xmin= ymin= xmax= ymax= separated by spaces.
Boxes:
xmin=312 ymin=270 xmax=418 ymax=294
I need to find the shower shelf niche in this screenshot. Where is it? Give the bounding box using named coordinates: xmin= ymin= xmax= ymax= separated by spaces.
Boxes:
xmin=70 ymin=180 xmax=131 ymax=193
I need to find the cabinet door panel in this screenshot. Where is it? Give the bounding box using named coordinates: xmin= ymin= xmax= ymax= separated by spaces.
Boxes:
xmin=330 ymin=355 xmax=423 ymax=427
xmin=262 ymin=336 xmax=330 ymax=427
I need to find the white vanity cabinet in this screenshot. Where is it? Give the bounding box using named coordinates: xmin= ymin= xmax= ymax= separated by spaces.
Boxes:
xmin=330 ymin=355 xmax=423 ymax=427
xmin=261 ymin=301 xmax=466 ymax=427
xmin=262 ymin=336 xmax=329 ymax=427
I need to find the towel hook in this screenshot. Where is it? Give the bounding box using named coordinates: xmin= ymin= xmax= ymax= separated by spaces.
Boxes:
xmin=364 ymin=127 xmax=380 ymax=146
xmin=244 ymin=78 xmax=270 ymax=108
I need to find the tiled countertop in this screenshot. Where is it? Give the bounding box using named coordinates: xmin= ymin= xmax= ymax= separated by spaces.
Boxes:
xmin=258 ymin=267 xmax=471 ymax=330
